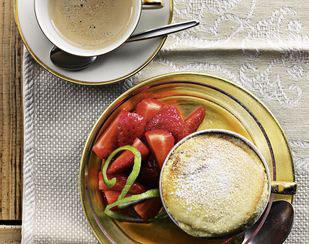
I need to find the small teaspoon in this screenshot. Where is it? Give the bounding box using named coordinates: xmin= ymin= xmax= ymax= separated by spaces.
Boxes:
xmin=50 ymin=20 xmax=199 ymax=71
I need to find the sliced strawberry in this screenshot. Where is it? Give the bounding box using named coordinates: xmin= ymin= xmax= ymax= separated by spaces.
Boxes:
xmin=138 ymin=157 xmax=160 ymax=188
xmin=134 ymin=198 xmax=162 ymax=220
xmin=92 ymin=110 xmax=126 ymax=159
xmin=146 ymin=105 xmax=185 ymax=141
xmin=145 ymin=130 xmax=175 ymax=168
xmin=98 ymin=172 xmax=146 ymax=194
xmin=104 ymin=191 xmax=133 ymax=211
xmin=104 ymin=191 xmax=121 ymax=205
xmin=117 ymin=111 xmax=146 ymax=146
xmin=98 ymin=172 xmax=104 ymax=190
xmin=107 ymin=138 xmax=149 ymax=174
xmin=185 ymin=106 xmax=206 ymax=134
xmin=135 ymin=98 xmax=164 ymax=122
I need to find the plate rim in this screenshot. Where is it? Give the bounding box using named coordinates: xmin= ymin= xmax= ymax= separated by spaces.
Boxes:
xmin=14 ymin=0 xmax=174 ymax=86
xmin=79 ymin=72 xmax=295 ymax=243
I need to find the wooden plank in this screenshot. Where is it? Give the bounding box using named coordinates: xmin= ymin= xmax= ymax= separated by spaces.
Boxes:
xmin=0 ymin=0 xmax=24 ymax=221
xmin=0 ymin=226 xmax=21 ymax=243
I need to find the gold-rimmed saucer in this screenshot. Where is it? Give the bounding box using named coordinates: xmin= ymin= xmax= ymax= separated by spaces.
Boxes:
xmin=14 ymin=0 xmax=173 ymax=85
xmin=80 ymin=72 xmax=295 ymax=243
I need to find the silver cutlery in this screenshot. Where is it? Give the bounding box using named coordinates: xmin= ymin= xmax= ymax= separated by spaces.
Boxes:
xmin=243 ymin=201 xmax=294 ymax=244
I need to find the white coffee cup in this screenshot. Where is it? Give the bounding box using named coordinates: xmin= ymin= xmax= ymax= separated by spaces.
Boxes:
xmin=34 ymin=0 xmax=162 ymax=57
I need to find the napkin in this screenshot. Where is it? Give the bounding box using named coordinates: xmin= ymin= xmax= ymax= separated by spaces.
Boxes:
xmin=22 ymin=0 xmax=309 ymax=243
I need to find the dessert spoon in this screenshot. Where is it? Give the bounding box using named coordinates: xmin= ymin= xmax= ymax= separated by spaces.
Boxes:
xmin=243 ymin=201 xmax=294 ymax=244
xmin=50 ymin=20 xmax=199 ymax=71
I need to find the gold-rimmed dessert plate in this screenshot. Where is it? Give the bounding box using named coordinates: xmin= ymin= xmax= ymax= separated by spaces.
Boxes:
xmin=14 ymin=0 xmax=173 ymax=85
xmin=80 ymin=73 xmax=295 ymax=243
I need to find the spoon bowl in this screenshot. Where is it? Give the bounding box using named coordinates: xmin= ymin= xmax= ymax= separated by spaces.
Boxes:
xmin=50 ymin=47 xmax=98 ymax=72
xmin=244 ymin=201 xmax=294 ymax=244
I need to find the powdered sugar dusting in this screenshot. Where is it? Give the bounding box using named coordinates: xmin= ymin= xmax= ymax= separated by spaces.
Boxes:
xmin=161 ymin=133 xmax=269 ymax=237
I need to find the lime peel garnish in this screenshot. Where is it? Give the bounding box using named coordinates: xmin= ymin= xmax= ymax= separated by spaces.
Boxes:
xmin=102 ymin=145 xmax=161 ymax=222
xmin=102 ymin=145 xmax=142 ymax=199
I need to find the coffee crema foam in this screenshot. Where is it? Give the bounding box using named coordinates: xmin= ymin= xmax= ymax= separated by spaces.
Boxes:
xmin=161 ymin=133 xmax=269 ymax=237
xmin=49 ymin=0 xmax=136 ymax=50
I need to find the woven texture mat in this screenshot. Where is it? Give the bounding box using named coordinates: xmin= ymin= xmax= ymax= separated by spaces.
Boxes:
xmin=22 ymin=0 xmax=309 ymax=243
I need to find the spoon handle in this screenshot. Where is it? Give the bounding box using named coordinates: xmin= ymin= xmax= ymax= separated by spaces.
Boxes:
xmin=127 ymin=20 xmax=199 ymax=42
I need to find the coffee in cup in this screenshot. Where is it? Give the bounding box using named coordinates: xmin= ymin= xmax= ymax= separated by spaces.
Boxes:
xmin=35 ymin=0 xmax=162 ymax=57
xmin=49 ymin=0 xmax=137 ymax=50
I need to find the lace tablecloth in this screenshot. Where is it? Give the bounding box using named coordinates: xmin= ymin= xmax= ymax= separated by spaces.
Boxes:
xmin=22 ymin=0 xmax=309 ymax=243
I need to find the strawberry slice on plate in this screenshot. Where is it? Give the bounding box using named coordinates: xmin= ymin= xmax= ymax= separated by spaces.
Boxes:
xmin=135 ymin=98 xmax=164 ymax=122
xmin=138 ymin=157 xmax=160 ymax=188
xmin=98 ymin=171 xmax=105 ymax=190
xmin=185 ymin=106 xmax=206 ymax=134
xmin=134 ymin=198 xmax=162 ymax=220
xmin=104 ymin=191 xmax=122 ymax=205
xmin=146 ymin=105 xmax=185 ymax=141
xmin=145 ymin=130 xmax=175 ymax=168
xmin=104 ymin=191 xmax=132 ymax=211
xmin=117 ymin=111 xmax=146 ymax=146
xmin=107 ymin=138 xmax=149 ymax=174
xmin=92 ymin=110 xmax=126 ymax=159
xmin=98 ymin=172 xmax=146 ymax=194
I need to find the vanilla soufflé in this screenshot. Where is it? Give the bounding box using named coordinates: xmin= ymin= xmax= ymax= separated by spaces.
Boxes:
xmin=161 ymin=133 xmax=269 ymax=238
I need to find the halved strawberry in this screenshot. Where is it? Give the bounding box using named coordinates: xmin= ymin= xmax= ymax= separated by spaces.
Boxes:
xmin=98 ymin=172 xmax=146 ymax=194
xmin=107 ymin=138 xmax=149 ymax=174
xmin=104 ymin=191 xmax=133 ymax=211
xmin=135 ymin=98 xmax=164 ymax=122
xmin=138 ymin=157 xmax=160 ymax=188
xmin=145 ymin=130 xmax=175 ymax=168
xmin=117 ymin=111 xmax=146 ymax=146
xmin=185 ymin=106 xmax=205 ymax=134
xmin=134 ymin=198 xmax=162 ymax=220
xmin=92 ymin=110 xmax=126 ymax=159
xmin=146 ymin=105 xmax=185 ymax=141
xmin=98 ymin=171 xmax=105 ymax=190
xmin=104 ymin=191 xmax=121 ymax=205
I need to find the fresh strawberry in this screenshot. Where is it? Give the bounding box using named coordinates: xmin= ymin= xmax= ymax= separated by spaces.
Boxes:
xmin=134 ymin=198 xmax=162 ymax=220
xmin=98 ymin=171 xmax=104 ymax=190
xmin=145 ymin=130 xmax=175 ymax=168
xmin=104 ymin=191 xmax=121 ymax=205
xmin=98 ymin=172 xmax=146 ymax=194
xmin=117 ymin=111 xmax=146 ymax=146
xmin=107 ymin=138 xmax=149 ymax=174
xmin=92 ymin=111 xmax=126 ymax=159
xmin=146 ymin=105 xmax=185 ymax=141
xmin=135 ymin=98 xmax=164 ymax=122
xmin=185 ymin=106 xmax=205 ymax=134
xmin=104 ymin=191 xmax=133 ymax=211
xmin=138 ymin=157 xmax=160 ymax=188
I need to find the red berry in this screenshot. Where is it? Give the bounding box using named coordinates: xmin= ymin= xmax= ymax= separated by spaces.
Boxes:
xmin=134 ymin=198 xmax=162 ymax=220
xmin=185 ymin=106 xmax=206 ymax=134
xmin=145 ymin=129 xmax=175 ymax=168
xmin=98 ymin=172 xmax=146 ymax=194
xmin=117 ymin=111 xmax=146 ymax=146
xmin=107 ymin=138 xmax=149 ymax=174
xmin=138 ymin=156 xmax=160 ymax=188
xmin=146 ymin=105 xmax=185 ymax=141
xmin=92 ymin=110 xmax=126 ymax=159
xmin=135 ymin=98 xmax=164 ymax=122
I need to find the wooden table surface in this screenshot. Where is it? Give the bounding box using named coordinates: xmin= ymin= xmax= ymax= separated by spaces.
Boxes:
xmin=0 ymin=0 xmax=23 ymax=243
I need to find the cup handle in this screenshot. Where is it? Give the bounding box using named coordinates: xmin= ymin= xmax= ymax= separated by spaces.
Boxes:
xmin=271 ymin=181 xmax=297 ymax=195
xmin=142 ymin=0 xmax=163 ymax=9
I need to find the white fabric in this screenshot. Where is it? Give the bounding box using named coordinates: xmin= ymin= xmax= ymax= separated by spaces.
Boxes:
xmin=22 ymin=0 xmax=309 ymax=243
